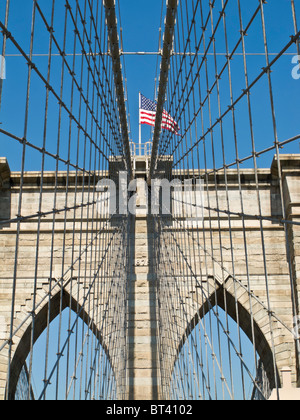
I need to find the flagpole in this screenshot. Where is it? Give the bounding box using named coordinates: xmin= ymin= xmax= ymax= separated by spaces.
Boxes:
xmin=139 ymin=92 xmax=142 ymax=156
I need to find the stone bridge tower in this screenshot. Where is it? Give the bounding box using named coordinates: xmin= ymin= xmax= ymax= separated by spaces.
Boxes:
xmin=0 ymin=154 xmax=300 ymax=400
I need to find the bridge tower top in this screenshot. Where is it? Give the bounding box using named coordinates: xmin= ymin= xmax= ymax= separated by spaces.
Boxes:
xmin=130 ymin=141 xmax=152 ymax=179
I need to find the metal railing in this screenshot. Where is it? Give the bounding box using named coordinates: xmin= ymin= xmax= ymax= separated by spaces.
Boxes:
xmin=130 ymin=141 xmax=152 ymax=157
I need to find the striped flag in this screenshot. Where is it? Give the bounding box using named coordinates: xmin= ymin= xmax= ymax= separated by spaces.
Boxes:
xmin=139 ymin=93 xmax=179 ymax=135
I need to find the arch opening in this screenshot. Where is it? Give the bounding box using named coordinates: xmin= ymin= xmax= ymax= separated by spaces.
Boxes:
xmin=165 ymin=283 xmax=280 ymax=401
xmin=11 ymin=290 xmax=118 ymax=401
xmin=170 ymin=307 xmax=270 ymax=400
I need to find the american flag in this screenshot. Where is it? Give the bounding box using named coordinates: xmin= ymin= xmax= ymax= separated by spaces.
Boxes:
xmin=139 ymin=93 xmax=179 ymax=135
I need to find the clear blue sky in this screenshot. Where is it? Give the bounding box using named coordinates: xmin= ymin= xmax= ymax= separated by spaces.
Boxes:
xmin=0 ymin=0 xmax=165 ymax=171
xmin=0 ymin=0 xmax=299 ymax=172
xmin=118 ymin=0 xmax=164 ymax=144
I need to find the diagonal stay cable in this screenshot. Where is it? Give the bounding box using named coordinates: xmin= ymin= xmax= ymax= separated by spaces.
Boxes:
xmin=103 ymin=0 xmax=133 ymax=179
xmin=149 ymin=0 xmax=179 ymax=181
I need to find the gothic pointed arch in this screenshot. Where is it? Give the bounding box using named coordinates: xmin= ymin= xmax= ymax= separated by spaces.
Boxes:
xmin=174 ymin=277 xmax=281 ymax=396
xmin=8 ymin=285 xmax=112 ymax=400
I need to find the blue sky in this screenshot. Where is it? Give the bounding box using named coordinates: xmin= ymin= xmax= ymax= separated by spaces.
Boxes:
xmin=0 ymin=0 xmax=299 ymax=172
xmin=0 ymin=0 xmax=165 ymax=171
xmin=117 ymin=0 xmax=164 ymax=143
